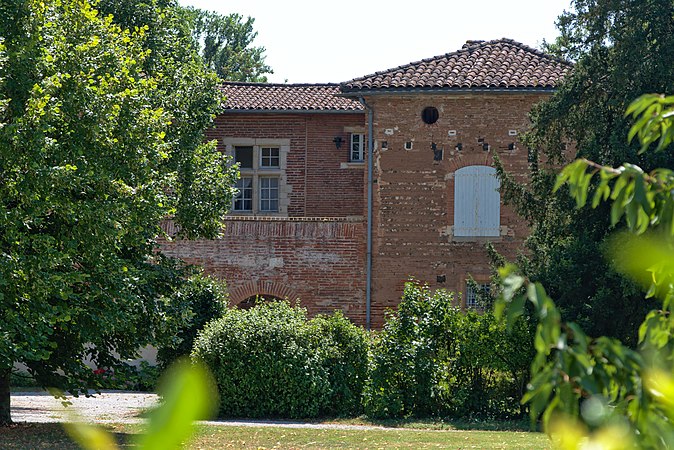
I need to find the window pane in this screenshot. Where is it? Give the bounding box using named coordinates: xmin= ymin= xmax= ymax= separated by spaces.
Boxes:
xmin=259 ymin=177 xmax=279 ymax=212
xmin=261 ymin=147 xmax=280 ymax=168
xmin=466 ymin=284 xmax=490 ymax=310
xmin=234 ymin=177 xmax=253 ymax=211
xmin=235 ymin=146 xmax=253 ymax=168
xmin=351 ymin=134 xmax=364 ymax=161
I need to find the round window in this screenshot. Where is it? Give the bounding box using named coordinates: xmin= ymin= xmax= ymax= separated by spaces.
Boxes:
xmin=421 ymin=107 xmax=439 ymax=124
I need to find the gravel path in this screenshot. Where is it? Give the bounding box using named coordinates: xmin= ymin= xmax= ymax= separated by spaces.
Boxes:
xmin=11 ymin=390 xmax=158 ymax=424
xmin=10 ymin=390 xmax=394 ymax=431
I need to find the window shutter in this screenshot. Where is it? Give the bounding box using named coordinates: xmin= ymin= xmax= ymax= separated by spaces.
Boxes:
xmin=454 ymin=166 xmax=500 ymax=237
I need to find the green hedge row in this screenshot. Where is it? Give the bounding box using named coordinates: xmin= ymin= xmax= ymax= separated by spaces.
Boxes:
xmin=188 ymin=282 xmax=533 ymax=420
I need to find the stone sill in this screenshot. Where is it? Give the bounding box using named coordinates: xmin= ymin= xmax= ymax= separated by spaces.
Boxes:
xmin=450 ymin=236 xmax=502 ymax=243
xmin=340 ymin=162 xmax=365 ymax=169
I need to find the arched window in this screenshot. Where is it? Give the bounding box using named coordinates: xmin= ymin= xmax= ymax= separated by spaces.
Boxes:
xmin=453 ymin=166 xmax=500 ymax=237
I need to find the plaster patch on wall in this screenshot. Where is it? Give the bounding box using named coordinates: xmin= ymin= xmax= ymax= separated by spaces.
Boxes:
xmin=295 ymin=248 xmax=342 ymax=264
xmin=269 ymin=257 xmax=284 ymax=269
xmin=221 ymin=254 xmax=276 ymax=269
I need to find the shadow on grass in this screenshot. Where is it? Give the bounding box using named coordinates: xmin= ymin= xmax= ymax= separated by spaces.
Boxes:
xmin=0 ymin=423 xmax=138 ymax=449
xmin=333 ymin=416 xmax=535 ymax=432
xmin=204 ymin=412 xmax=537 ymax=433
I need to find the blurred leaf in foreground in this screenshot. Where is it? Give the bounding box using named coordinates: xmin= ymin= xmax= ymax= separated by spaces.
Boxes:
xmin=63 ymin=359 xmax=217 ymax=450
xmin=135 ymin=359 xmax=218 ymax=450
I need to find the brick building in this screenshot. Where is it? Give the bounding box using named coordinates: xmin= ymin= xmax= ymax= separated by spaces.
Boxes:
xmin=160 ymin=39 xmax=571 ymax=328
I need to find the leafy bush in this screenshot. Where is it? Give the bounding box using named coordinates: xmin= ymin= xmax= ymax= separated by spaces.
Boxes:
xmin=192 ymin=302 xmax=368 ymax=419
xmin=157 ymin=273 xmax=228 ymax=369
xmin=363 ymin=282 xmax=532 ymax=419
xmin=308 ymin=312 xmax=369 ymax=416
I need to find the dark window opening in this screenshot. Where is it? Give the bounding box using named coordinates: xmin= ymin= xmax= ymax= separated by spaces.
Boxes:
xmin=235 ymin=146 xmax=254 ymax=168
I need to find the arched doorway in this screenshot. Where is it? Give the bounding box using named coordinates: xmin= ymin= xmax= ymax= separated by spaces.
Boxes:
xmin=236 ymin=294 xmax=284 ymax=310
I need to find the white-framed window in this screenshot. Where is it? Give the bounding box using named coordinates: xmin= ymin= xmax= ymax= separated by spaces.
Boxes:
xmin=229 ymin=142 xmax=288 ymax=215
xmin=453 ymin=165 xmax=500 ymax=237
xmin=350 ymin=133 xmax=364 ymax=162
xmin=466 ymin=283 xmax=490 ymax=310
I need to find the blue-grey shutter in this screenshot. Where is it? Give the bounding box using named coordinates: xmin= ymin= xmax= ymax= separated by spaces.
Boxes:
xmin=454 ymin=166 xmax=500 ymax=237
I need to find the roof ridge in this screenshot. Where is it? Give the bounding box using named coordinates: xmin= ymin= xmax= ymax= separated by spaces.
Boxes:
xmin=489 ymin=38 xmax=572 ymax=66
xmin=341 ymin=38 xmax=571 ymax=88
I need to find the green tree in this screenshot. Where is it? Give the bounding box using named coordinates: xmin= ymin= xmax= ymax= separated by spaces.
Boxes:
xmin=183 ymin=7 xmax=272 ymax=82
xmin=156 ymin=273 xmax=228 ymax=369
xmin=497 ymin=0 xmax=674 ymax=345
xmin=0 ymin=0 xmax=237 ymax=425
xmin=497 ymin=93 xmax=674 ymax=449
xmin=96 ymin=0 xmax=236 ymax=238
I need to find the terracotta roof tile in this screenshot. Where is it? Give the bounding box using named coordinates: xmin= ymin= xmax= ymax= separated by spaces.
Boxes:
xmin=220 ymin=82 xmax=364 ymax=112
xmin=341 ymin=38 xmax=571 ymax=92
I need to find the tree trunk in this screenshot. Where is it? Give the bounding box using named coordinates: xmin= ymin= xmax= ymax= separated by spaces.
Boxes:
xmin=0 ymin=368 xmax=11 ymax=426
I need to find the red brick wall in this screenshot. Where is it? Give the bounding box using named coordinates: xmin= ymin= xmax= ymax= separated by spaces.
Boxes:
xmin=160 ymin=218 xmax=367 ymax=325
xmin=364 ymin=93 xmax=550 ymax=327
xmin=161 ymin=93 xmax=550 ymax=329
xmin=208 ymin=112 xmax=366 ymax=217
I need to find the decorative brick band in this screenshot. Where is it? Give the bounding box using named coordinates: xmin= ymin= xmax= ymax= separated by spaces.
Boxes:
xmin=221 ymin=220 xmax=363 ymax=239
xmin=446 ymin=152 xmax=495 ymax=172
xmin=224 ymin=216 xmax=363 ymax=223
xmin=229 ymin=280 xmax=300 ymax=306
xmin=160 ymin=218 xmax=364 ymax=238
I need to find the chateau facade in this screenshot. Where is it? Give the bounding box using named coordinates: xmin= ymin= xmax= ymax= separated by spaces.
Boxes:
xmin=160 ymin=38 xmax=571 ymax=328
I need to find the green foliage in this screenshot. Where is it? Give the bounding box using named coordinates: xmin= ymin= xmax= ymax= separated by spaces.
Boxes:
xmin=0 ymin=0 xmax=237 ymax=422
xmin=92 ymin=361 xmax=160 ymax=391
xmin=183 ymin=7 xmax=272 ymax=82
xmin=192 ymin=302 xmax=369 ymax=419
xmin=363 ymin=282 xmax=532 ymax=420
xmin=156 ymin=273 xmax=228 ymax=369
xmin=495 ymin=95 xmax=674 ymax=448
xmin=307 ymin=312 xmax=369 ymax=416
xmin=555 ymin=94 xmax=674 ymax=237
xmin=498 ymin=0 xmax=674 ymax=345
xmin=9 ymin=371 xmax=39 ymax=388
xmin=134 ymin=360 xmax=217 ymax=450
xmin=96 ymin=0 xmax=238 ymax=240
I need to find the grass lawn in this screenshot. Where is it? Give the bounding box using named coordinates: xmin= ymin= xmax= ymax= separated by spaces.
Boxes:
xmin=0 ymin=422 xmax=550 ymax=449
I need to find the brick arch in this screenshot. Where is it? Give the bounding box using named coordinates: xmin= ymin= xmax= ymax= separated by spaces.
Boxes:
xmin=229 ymin=280 xmax=300 ymax=307
xmin=447 ymin=152 xmax=495 ymax=173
